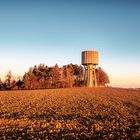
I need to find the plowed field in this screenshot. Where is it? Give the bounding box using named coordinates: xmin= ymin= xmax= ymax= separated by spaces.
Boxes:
xmin=0 ymin=88 xmax=140 ymax=139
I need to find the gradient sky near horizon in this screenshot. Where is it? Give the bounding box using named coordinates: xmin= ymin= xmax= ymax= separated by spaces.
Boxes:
xmin=0 ymin=0 xmax=140 ymax=88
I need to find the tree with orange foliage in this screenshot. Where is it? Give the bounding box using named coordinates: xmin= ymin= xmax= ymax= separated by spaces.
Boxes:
xmin=63 ymin=64 xmax=74 ymax=88
xmin=96 ymin=67 xmax=110 ymax=86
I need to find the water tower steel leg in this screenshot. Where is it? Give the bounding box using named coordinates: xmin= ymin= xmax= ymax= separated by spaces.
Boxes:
xmin=93 ymin=68 xmax=97 ymax=87
xmin=87 ymin=64 xmax=93 ymax=87
xmin=84 ymin=65 xmax=87 ymax=87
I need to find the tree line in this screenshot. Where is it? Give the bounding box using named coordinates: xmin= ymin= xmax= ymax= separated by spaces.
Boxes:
xmin=0 ymin=64 xmax=110 ymax=90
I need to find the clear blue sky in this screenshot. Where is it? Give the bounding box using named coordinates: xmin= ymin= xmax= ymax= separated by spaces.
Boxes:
xmin=0 ymin=0 xmax=140 ymax=87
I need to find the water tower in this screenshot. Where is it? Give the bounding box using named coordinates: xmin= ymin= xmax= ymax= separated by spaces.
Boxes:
xmin=82 ymin=50 xmax=99 ymax=87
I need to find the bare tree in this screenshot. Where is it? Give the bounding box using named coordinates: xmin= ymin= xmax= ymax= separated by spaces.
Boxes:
xmin=5 ymin=70 xmax=13 ymax=90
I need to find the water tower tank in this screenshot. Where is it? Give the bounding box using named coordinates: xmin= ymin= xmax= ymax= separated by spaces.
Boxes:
xmin=82 ymin=51 xmax=98 ymax=65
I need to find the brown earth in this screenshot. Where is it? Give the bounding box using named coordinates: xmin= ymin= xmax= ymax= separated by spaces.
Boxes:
xmin=0 ymin=88 xmax=140 ymax=139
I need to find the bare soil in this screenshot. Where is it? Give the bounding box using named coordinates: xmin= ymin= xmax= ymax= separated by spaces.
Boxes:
xmin=0 ymin=87 xmax=140 ymax=139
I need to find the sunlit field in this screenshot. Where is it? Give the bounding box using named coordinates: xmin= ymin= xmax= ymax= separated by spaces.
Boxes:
xmin=0 ymin=88 xmax=140 ymax=139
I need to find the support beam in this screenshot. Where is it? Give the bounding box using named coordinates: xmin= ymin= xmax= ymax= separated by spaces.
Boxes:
xmin=87 ymin=64 xmax=93 ymax=87
xmin=93 ymin=67 xmax=97 ymax=87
